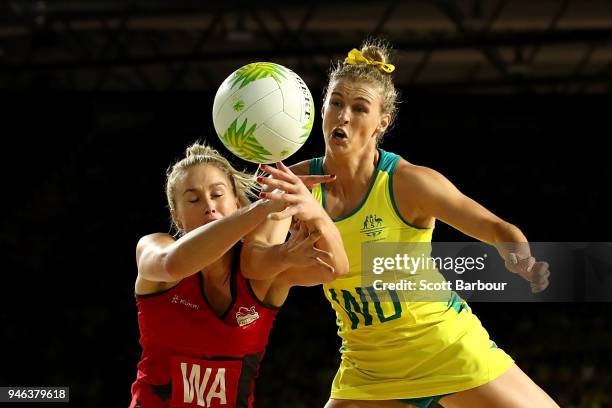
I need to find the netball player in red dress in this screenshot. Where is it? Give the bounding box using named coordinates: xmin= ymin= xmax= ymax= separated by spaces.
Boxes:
xmin=130 ymin=143 xmax=348 ymax=408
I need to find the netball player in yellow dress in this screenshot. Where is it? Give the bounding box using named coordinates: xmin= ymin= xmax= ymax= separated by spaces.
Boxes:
xmin=258 ymin=40 xmax=557 ymax=408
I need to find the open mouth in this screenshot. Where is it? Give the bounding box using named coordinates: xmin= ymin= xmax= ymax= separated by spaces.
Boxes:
xmin=332 ymin=128 xmax=348 ymax=140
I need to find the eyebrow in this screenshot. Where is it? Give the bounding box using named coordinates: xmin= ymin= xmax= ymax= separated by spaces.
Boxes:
xmin=182 ymin=182 xmax=227 ymax=195
xmin=331 ymin=92 xmax=372 ymax=104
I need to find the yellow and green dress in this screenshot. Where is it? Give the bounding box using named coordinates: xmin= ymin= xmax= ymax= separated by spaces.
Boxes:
xmin=309 ymin=149 xmax=514 ymax=401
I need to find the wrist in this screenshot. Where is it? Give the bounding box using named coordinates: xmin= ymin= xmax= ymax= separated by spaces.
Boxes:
xmin=496 ymin=242 xmax=531 ymax=262
xmin=247 ymin=199 xmax=275 ymax=221
xmin=309 ymin=213 xmax=330 ymax=230
xmin=260 ymin=189 xmax=285 ymax=214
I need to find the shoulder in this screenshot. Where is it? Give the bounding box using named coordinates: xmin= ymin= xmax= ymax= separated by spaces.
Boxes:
xmin=288 ymin=159 xmax=311 ymax=176
xmin=136 ymin=233 xmax=175 ymax=258
xmin=135 ymin=233 xmax=179 ymax=295
xmin=394 ymin=158 xmax=445 ymax=187
xmin=393 ymin=158 xmax=459 ymax=203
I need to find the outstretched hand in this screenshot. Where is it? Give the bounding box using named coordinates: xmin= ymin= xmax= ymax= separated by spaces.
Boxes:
xmin=257 ymin=162 xmax=333 ymax=222
xmin=257 ymin=163 xmax=334 ymax=190
xmin=282 ymin=221 xmax=335 ymax=273
xmin=504 ymin=253 xmax=550 ymax=293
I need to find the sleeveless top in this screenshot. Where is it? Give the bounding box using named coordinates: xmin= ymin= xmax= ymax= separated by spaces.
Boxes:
xmin=130 ymin=244 xmax=279 ymax=408
xmin=310 ymin=149 xmax=514 ymax=399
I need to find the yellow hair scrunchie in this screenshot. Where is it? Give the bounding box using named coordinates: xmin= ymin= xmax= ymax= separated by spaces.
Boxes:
xmin=344 ymin=48 xmax=395 ymax=73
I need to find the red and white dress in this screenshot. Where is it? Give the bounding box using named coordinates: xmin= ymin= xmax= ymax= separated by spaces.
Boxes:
xmin=130 ymin=246 xmax=279 ymax=408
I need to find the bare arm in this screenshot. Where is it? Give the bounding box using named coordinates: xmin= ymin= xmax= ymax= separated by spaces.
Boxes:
xmin=240 ymin=168 xmax=337 ymax=281
xmin=395 ymin=161 xmax=523 ymax=242
xmin=242 ymin=221 xmax=342 ymax=285
xmin=137 ymin=199 xmax=276 ymax=283
xmin=395 ymin=160 xmax=549 ymax=292
xmin=278 ymin=222 xmax=347 ymax=286
xmin=241 ymin=160 xmax=348 ymax=286
xmin=254 ymin=162 xmax=349 ymax=280
xmin=285 ymin=160 xmax=350 ymax=285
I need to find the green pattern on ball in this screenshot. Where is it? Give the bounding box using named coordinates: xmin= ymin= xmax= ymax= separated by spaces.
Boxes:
xmin=232 ymin=100 xmax=245 ymax=112
xmin=229 ymin=62 xmax=287 ymax=90
xmin=221 ymin=118 xmax=273 ymax=163
xmin=299 ymin=94 xmax=315 ymax=141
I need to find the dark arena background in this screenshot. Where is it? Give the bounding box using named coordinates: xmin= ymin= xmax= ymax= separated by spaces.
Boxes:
xmin=1 ymin=1 xmax=611 ymax=407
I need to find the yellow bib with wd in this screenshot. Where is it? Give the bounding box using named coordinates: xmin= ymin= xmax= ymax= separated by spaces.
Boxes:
xmin=310 ymin=149 xmax=514 ymax=400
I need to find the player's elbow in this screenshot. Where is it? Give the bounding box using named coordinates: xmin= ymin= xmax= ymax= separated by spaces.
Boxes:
xmin=136 ymin=235 xmax=179 ymax=282
xmin=320 ymin=269 xmax=345 ymax=284
xmin=335 ymin=266 xmax=349 ymax=280
xmin=334 ymin=253 xmax=350 ymax=278
xmin=322 ymin=259 xmax=349 ymax=284
xmin=163 ymin=249 xmax=186 ymax=280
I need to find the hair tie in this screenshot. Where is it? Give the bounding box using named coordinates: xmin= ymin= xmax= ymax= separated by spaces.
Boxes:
xmin=344 ymin=48 xmax=395 ymax=73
